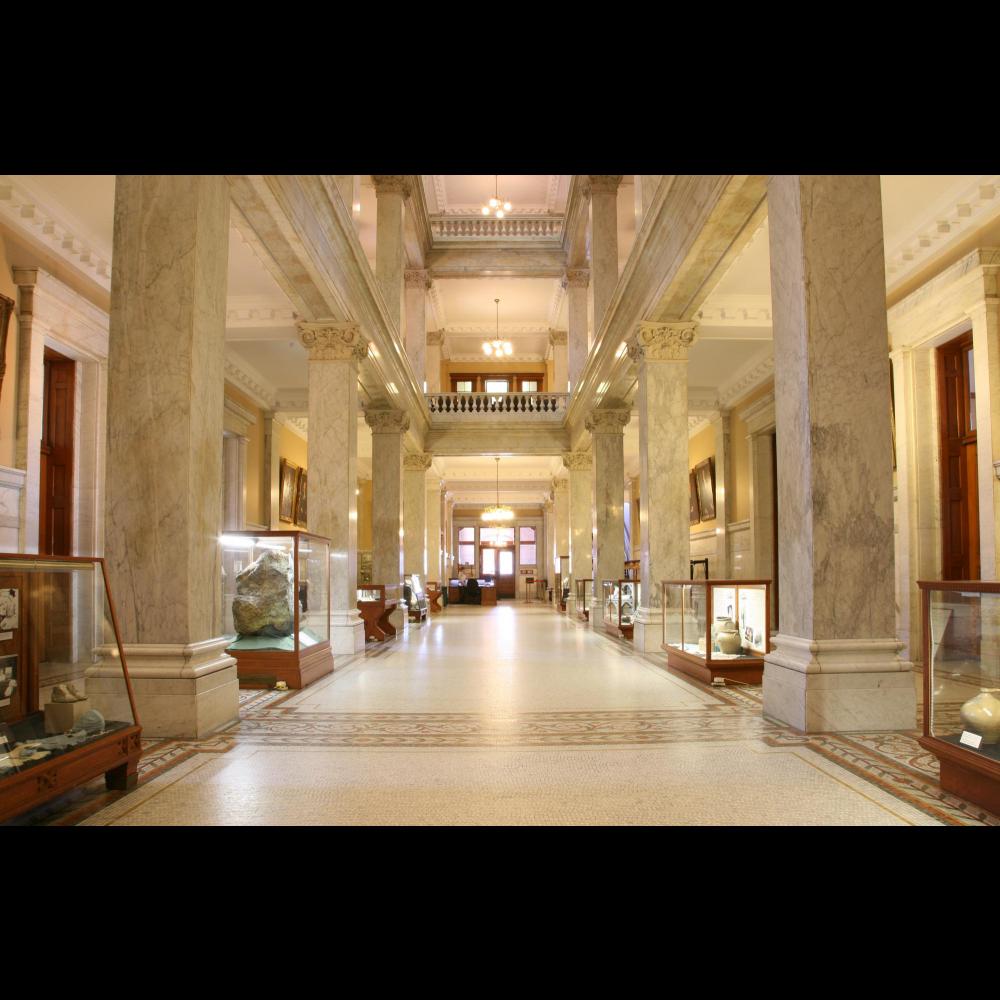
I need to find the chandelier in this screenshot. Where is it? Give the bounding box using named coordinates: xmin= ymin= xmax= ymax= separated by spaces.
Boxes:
xmin=482 ymin=456 xmax=514 ymax=523
xmin=482 ymin=298 xmax=513 ymax=357
xmin=481 ymin=175 xmax=512 ymax=219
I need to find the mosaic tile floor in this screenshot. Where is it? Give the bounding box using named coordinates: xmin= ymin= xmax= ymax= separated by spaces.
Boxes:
xmin=23 ymin=604 xmax=1000 ymax=825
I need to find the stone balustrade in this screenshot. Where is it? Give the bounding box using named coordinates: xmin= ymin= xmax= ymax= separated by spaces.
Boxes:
xmin=426 ymin=391 xmax=569 ymax=421
xmin=429 ymin=217 xmax=563 ymax=240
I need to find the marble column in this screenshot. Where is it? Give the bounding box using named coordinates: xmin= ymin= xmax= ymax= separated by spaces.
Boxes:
xmin=221 ymin=434 xmax=247 ymax=531
xmin=553 ymin=477 xmax=569 ymax=604
xmin=543 ymin=498 xmax=555 ymax=594
xmin=403 ymin=452 xmax=432 ymax=580
xmin=763 ymin=174 xmax=914 ymax=732
xmin=629 ymin=475 xmax=641 ymax=560
xmin=549 ymin=329 xmax=568 ymax=394
xmin=589 ymin=175 xmax=622 ymax=334
xmin=634 ymin=175 xmax=663 ymax=226
xmin=742 ymin=391 xmax=777 ymax=628
xmin=261 ymin=411 xmax=281 ymax=528
xmin=100 ymin=175 xmax=237 ymax=739
xmin=427 ymin=477 xmax=442 ymax=586
xmin=404 ymin=268 xmax=430 ymax=391
xmin=562 ymin=452 xmax=593 ymax=617
xmin=967 ymin=299 xmax=1000 ymax=578
xmin=711 ymin=410 xmax=732 ymax=577
xmin=564 ymin=268 xmax=590 ymax=393
xmin=426 ymin=329 xmax=443 ymax=393
xmin=627 ymin=321 xmax=697 ymax=653
xmin=372 ymin=175 xmax=410 ymax=333
xmin=586 ymin=409 xmax=630 ymax=627
xmin=366 ymin=408 xmax=408 ymax=628
xmin=11 ymin=270 xmax=43 ymax=553
xmin=299 ymin=321 xmax=368 ymax=656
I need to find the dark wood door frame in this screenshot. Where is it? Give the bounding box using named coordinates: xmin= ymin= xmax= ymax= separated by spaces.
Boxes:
xmin=40 ymin=347 xmax=75 ymax=557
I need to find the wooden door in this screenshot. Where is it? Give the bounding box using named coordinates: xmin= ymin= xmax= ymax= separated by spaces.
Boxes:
xmin=938 ymin=331 xmax=979 ymax=580
xmin=496 ymin=546 xmax=515 ymax=598
xmin=40 ymin=349 xmax=75 ymax=557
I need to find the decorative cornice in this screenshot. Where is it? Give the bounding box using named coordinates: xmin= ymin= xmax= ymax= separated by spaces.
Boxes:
xmin=427 ymin=281 xmax=446 ymax=328
xmin=547 ymin=279 xmax=566 ymax=327
xmin=443 ymin=322 xmax=550 ymax=336
xmin=696 ymin=294 xmax=772 ymax=327
xmin=372 ymin=175 xmax=411 ymax=197
xmin=404 ymin=268 xmax=431 ymax=290
xmin=563 ymin=267 xmax=590 ymax=289
xmin=627 ymin=321 xmax=698 ymax=362
xmin=297 ymin=320 xmax=368 ymax=362
xmin=717 ymin=352 xmax=775 ymax=409
xmin=562 ymin=451 xmax=592 ymax=472
xmin=224 ymin=395 xmax=257 ymax=436
xmin=364 ymin=408 xmax=410 ymax=434
xmin=587 ymin=175 xmax=622 ymax=193
xmin=403 ymin=452 xmax=434 ymax=472
xmin=426 ymin=329 xmax=445 ymax=346
xmin=225 ymin=356 xmax=277 ymax=410
xmin=227 ymin=296 xmax=298 ymax=327
xmin=548 ymin=329 xmax=567 ymax=347
xmin=585 ymin=409 xmax=630 ymax=434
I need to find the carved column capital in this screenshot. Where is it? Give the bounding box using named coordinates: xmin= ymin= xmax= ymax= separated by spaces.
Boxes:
xmin=562 ymin=268 xmax=590 ymax=290
xmin=403 ymin=452 xmax=434 ymax=472
xmin=562 ymin=451 xmax=592 ymax=472
xmin=372 ymin=175 xmax=411 ymax=197
xmin=364 ymin=408 xmax=410 ymax=434
xmin=426 ymin=329 xmax=445 ymax=346
xmin=543 ymin=500 xmax=554 ymax=514
xmin=585 ymin=408 xmax=631 ymax=435
xmin=548 ymin=328 xmax=568 ymax=347
xmin=588 ymin=175 xmax=622 ymax=193
xmin=553 ymin=477 xmax=569 ymax=494
xmin=298 ymin=320 xmax=369 ymax=362
xmin=404 ymin=268 xmax=431 ymax=290
xmin=627 ymin=320 xmax=698 ymax=362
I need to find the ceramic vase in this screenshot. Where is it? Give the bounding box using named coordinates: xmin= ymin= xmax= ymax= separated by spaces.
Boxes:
xmin=959 ymin=691 xmax=1000 ymax=745
xmin=716 ymin=620 xmax=742 ymax=655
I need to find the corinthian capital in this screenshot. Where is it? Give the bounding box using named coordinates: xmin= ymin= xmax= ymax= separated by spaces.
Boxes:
xmin=364 ymin=408 xmax=410 ymax=434
xmin=548 ymin=329 xmax=568 ymax=347
xmin=562 ymin=451 xmax=592 ymax=472
xmin=403 ymin=452 xmax=434 ymax=472
xmin=426 ymin=329 xmax=445 ymax=346
xmin=588 ymin=175 xmax=622 ymax=193
xmin=404 ymin=268 xmax=431 ymax=290
xmin=298 ymin=320 xmax=369 ymax=362
xmin=627 ymin=320 xmax=698 ymax=362
xmin=585 ymin=408 xmax=631 ymax=435
xmin=562 ymin=268 xmax=590 ymax=290
xmin=372 ymin=175 xmax=411 ymax=197
xmin=553 ymin=477 xmax=569 ymax=494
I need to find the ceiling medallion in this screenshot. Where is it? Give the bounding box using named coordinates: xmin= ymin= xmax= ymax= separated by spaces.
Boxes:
xmin=482 ymin=298 xmax=513 ymax=358
xmin=481 ymin=175 xmax=512 ymax=219
xmin=482 ymin=456 xmax=515 ymax=523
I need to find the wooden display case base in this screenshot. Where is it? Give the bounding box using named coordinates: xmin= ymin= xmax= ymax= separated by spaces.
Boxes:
xmin=0 ymin=724 xmax=142 ymax=824
xmin=358 ymin=600 xmax=398 ymax=642
xmin=232 ymin=642 xmax=334 ymax=690
xmin=919 ymin=734 xmax=1000 ymax=816
xmin=665 ymin=646 xmax=764 ymax=685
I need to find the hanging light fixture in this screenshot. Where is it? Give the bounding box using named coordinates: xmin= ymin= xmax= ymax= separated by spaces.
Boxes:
xmin=482 ymin=456 xmax=514 ymax=523
xmin=482 ymin=298 xmax=513 ymax=358
xmin=481 ymin=175 xmax=513 ymax=219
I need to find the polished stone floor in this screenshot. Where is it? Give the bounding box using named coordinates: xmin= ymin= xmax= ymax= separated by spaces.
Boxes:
xmin=41 ymin=604 xmax=1000 ymax=825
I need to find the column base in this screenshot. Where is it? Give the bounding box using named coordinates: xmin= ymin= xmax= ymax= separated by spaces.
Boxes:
xmin=589 ymin=596 xmax=603 ymax=629
xmin=565 ymin=595 xmax=578 ymax=618
xmin=763 ymin=634 xmax=917 ymax=733
xmin=331 ymin=611 xmax=366 ymax=655
xmin=90 ymin=637 xmax=239 ymax=739
xmin=633 ymin=607 xmax=663 ymax=653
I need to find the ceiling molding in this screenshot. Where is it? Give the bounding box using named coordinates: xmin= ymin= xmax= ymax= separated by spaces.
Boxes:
xmin=427 ymin=281 xmax=447 ymax=329
xmin=688 ymin=415 xmax=711 ymax=437
xmin=443 ymin=322 xmax=552 ymax=335
xmin=547 ymin=280 xmax=566 ymax=327
xmin=447 ymin=353 xmax=547 ymax=362
xmin=226 ymin=295 xmax=298 ymax=328
xmin=225 ymin=354 xmax=278 ymax=410
xmin=0 ymin=175 xmax=112 ymax=290
xmin=276 ymin=413 xmax=308 ymax=440
xmin=696 ymin=293 xmax=772 ymax=327
xmin=545 ymin=175 xmax=561 ymax=213
xmin=717 ymin=351 xmax=775 ymax=409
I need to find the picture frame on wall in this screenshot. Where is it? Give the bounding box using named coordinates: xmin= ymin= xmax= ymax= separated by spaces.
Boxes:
xmin=689 ymin=471 xmax=700 ymax=524
xmin=294 ymin=471 xmax=308 ymax=527
xmin=695 ymin=457 xmax=716 ymax=522
xmin=279 ymin=459 xmax=300 ymax=524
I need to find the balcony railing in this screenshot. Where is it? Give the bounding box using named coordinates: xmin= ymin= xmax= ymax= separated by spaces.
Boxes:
xmin=429 ymin=217 xmax=563 ymax=240
xmin=426 ymin=392 xmax=569 ymax=421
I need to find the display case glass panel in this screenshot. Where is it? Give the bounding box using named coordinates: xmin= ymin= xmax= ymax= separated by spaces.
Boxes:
xmin=0 ymin=556 xmax=138 ymax=792
xmin=575 ymin=578 xmax=592 ymax=606
xmin=602 ymin=579 xmax=639 ymax=634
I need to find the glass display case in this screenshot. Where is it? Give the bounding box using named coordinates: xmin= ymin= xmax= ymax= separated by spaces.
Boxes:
xmin=404 ymin=574 xmax=428 ymax=623
xmin=918 ymin=581 xmax=1000 ymax=814
xmin=602 ymin=579 xmax=639 ymax=640
xmin=661 ymin=579 xmax=771 ymax=683
xmin=0 ymin=554 xmax=141 ymax=823
xmin=575 ymin=578 xmax=593 ymax=621
xmin=221 ymin=531 xmax=332 ymax=690
xmin=357 ymin=583 xmax=399 ymax=642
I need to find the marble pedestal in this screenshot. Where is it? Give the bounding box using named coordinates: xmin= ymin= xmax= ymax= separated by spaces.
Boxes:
xmin=331 ymin=611 xmax=366 ymax=656
xmin=633 ymin=608 xmax=663 ymax=653
xmin=763 ymin=635 xmax=916 ymax=732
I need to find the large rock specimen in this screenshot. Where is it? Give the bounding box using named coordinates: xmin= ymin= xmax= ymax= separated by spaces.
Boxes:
xmin=232 ymin=549 xmax=294 ymax=637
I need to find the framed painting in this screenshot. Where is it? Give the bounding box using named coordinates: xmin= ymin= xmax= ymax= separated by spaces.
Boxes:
xmin=695 ymin=457 xmax=716 ymax=522
xmin=279 ymin=459 xmax=300 ymax=524
xmin=294 ymin=470 xmax=308 ymax=526
xmin=689 ymin=471 xmax=700 ymax=524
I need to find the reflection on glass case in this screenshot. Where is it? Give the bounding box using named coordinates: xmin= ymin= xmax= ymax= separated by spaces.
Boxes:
xmin=661 ymin=579 xmax=771 ymax=683
xmin=0 ymin=555 xmax=141 ymax=823
xmin=919 ymin=581 xmax=1000 ymax=815
xmin=404 ymin=574 xmax=428 ymax=624
xmin=221 ymin=531 xmax=332 ymax=690
xmin=602 ymin=580 xmax=639 ymax=640
xmin=575 ymin=578 xmax=593 ymax=621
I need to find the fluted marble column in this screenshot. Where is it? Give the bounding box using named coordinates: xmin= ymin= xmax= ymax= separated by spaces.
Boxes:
xmin=101 ymin=175 xmax=237 ymax=738
xmin=763 ymin=174 xmax=914 ymax=732
xmin=373 ymin=175 xmax=410 ymax=333
xmin=562 ymin=451 xmax=593 ymax=617
xmin=589 ymin=175 xmax=622 ymax=334
xmin=403 ymin=452 xmax=432 ymax=581
xmin=404 ymin=269 xmax=430 ymax=390
xmin=366 ymin=408 xmax=408 ymax=629
xmin=564 ymin=268 xmax=589 ymax=393
xmin=711 ymin=410 xmax=732 ymax=577
xmin=549 ymin=329 xmax=568 ymax=394
xmin=299 ymin=320 xmax=368 ymax=656
xmin=553 ymin=477 xmax=569 ymax=604
xmin=427 ymin=478 xmax=443 ymax=587
xmin=587 ymin=409 xmax=630 ymax=627
xmin=426 ymin=329 xmax=443 ymax=393
xmin=628 ymin=321 xmax=697 ymax=653
xmin=543 ymin=499 xmax=555 ymax=594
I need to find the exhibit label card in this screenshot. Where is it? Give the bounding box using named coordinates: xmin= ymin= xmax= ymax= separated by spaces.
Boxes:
xmin=960 ymin=731 xmax=983 ymax=749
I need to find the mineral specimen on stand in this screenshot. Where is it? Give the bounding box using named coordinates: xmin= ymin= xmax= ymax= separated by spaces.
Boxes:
xmin=232 ymin=549 xmax=294 ymax=637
